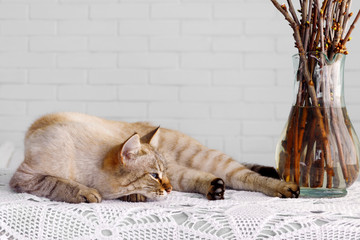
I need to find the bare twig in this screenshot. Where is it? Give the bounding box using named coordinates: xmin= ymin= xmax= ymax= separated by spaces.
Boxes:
xmin=342 ymin=0 xmax=353 ymax=39
xmin=343 ymin=10 xmax=360 ymax=47
xmin=330 ymin=0 xmax=348 ymax=59
xmin=304 ymin=0 xmax=314 ymax=52
xmin=287 ymin=0 xmax=300 ymax=26
xmin=317 ymin=0 xmax=325 ymax=55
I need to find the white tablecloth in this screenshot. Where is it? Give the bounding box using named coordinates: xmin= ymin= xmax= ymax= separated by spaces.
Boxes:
xmin=1 ymin=168 xmax=360 ymax=240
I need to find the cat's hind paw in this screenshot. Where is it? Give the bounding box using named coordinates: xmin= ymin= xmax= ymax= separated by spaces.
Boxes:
xmin=276 ymin=182 xmax=300 ymax=198
xmin=206 ymin=178 xmax=225 ymax=200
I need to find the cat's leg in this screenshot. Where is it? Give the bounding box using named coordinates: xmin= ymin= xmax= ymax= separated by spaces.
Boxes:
xmin=10 ymin=171 xmax=102 ymax=203
xmin=209 ymin=158 xmax=299 ymax=198
xmin=167 ymin=163 xmax=225 ymax=200
xmin=119 ymin=194 xmax=147 ymax=202
xmin=183 ymin=150 xmax=299 ymax=198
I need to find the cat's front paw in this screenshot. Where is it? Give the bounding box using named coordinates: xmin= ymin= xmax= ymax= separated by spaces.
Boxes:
xmin=206 ymin=178 xmax=225 ymax=200
xmin=119 ymin=194 xmax=147 ymax=202
xmin=77 ymin=188 xmax=102 ymax=203
xmin=276 ymin=181 xmax=300 ymax=198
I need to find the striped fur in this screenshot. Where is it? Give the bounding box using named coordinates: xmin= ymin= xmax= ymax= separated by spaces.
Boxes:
xmin=10 ymin=112 xmax=299 ymax=203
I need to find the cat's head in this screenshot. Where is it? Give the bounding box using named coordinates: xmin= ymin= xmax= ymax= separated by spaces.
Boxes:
xmin=103 ymin=127 xmax=172 ymax=200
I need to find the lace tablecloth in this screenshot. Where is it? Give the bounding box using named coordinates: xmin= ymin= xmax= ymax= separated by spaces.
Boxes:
xmin=1 ymin=168 xmax=360 ymax=240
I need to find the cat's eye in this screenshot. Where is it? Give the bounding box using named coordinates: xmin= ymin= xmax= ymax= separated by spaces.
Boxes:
xmin=150 ymin=173 xmax=160 ymax=179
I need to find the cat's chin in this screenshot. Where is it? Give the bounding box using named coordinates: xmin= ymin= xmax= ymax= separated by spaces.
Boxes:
xmin=146 ymin=191 xmax=169 ymax=202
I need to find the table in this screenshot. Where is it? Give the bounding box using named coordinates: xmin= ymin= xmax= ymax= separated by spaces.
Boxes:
xmin=1 ymin=168 xmax=360 ymax=240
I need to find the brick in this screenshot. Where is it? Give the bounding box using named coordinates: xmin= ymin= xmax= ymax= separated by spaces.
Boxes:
xmin=0 ymin=5 xmax=28 ymax=19
xmin=347 ymin=104 xmax=360 ymax=121
xmin=3 ymin=0 xmax=55 ymax=2
xmin=2 ymin=21 xmax=56 ymax=35
xmin=122 ymin=0 xmax=179 ymax=2
xmin=245 ymin=20 xmax=291 ymax=35
xmin=242 ymin=137 xmax=274 ymax=152
xmin=149 ymin=102 xmax=209 ymax=118
xmin=0 ymin=101 xmax=26 ymax=115
xmin=150 ymin=37 xmax=211 ymax=51
xmin=30 ymin=37 xmax=87 ymax=51
xmin=243 ymin=121 xmax=284 ymax=136
xmin=119 ymin=20 xmax=180 ymax=35
xmin=28 ymin=101 xmax=86 ymax=115
xmin=181 ymin=53 xmax=242 ymax=69
xmin=0 ymin=133 xmax=24 ymax=150
xmin=58 ymin=85 xmax=117 ymax=101
xmin=213 ymin=70 xmax=276 ymax=86
xmin=346 ymin=56 xmax=360 ymax=70
xmin=180 ymin=86 xmax=242 ymax=102
xmin=244 ymin=87 xmax=291 ymax=103
xmin=90 ymin=4 xmax=149 ymax=19
xmin=0 ymin=85 xmax=56 ymax=100
xmin=345 ymin=71 xmax=360 ymax=86
xmin=276 ymin=36 xmax=297 ymax=53
xmin=244 ymin=53 xmax=291 ymax=70
xmin=87 ymin=102 xmax=147 ymax=118
xmin=211 ymin=103 xmax=274 ymax=120
xmin=118 ymin=86 xmax=178 ymax=101
xmin=346 ymin=87 xmax=360 ymax=103
xmin=275 ymin=103 xmax=292 ymax=120
xmin=206 ymin=137 xmax=224 ymax=151
xmin=59 ymin=21 xmax=117 ymax=35
xmin=0 ymin=37 xmax=28 ymax=51
xmin=242 ymin=153 xmax=276 ymax=167
xmin=0 ymin=53 xmax=55 ymax=68
xmin=61 ymin=0 xmax=116 ymax=2
xmin=144 ymin=120 xmax=179 ymax=132
xmin=89 ymin=37 xmax=148 ymax=51
xmin=179 ymin=120 xmax=241 ymax=136
xmin=30 ymin=4 xmax=88 ymax=19
xmin=0 ymin=116 xmax=32 ymax=131
xmin=118 ymin=53 xmax=178 ymax=68
xmin=213 ymin=37 xmax=275 ymax=52
xmin=224 ymin=137 xmax=241 ymax=160
xmin=57 ymin=53 xmax=117 ymax=68
xmin=29 ymin=70 xmax=86 ymax=84
xmin=0 ymin=70 xmax=27 ymax=83
xmin=89 ymin=70 xmax=148 ymax=85
xmin=150 ymin=70 xmax=211 ymax=85
xmin=214 ymin=3 xmax=275 ymax=19
xmin=276 ymin=69 xmax=294 ymax=86
xmin=182 ymin=20 xmax=243 ymax=35
xmin=151 ymin=3 xmax=212 ymax=19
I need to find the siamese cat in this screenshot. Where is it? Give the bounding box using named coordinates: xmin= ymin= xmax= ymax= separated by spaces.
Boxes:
xmin=10 ymin=112 xmax=299 ymax=203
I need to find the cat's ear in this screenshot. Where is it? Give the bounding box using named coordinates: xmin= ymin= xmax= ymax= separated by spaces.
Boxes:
xmin=119 ymin=133 xmax=141 ymax=162
xmin=141 ymin=126 xmax=160 ymax=149
xmin=149 ymin=127 xmax=160 ymax=149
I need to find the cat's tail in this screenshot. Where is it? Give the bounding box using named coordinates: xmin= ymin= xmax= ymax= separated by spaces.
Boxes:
xmin=241 ymin=163 xmax=280 ymax=179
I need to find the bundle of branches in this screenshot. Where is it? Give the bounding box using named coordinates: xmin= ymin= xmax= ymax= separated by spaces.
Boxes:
xmin=271 ymin=0 xmax=360 ymax=188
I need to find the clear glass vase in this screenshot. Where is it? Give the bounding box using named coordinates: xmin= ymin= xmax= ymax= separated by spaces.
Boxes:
xmin=276 ymin=52 xmax=360 ymax=198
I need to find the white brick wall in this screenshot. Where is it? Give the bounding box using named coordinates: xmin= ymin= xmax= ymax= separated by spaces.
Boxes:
xmin=0 ymin=0 xmax=360 ymax=168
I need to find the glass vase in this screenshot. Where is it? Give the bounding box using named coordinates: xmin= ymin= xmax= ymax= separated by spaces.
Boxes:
xmin=276 ymin=52 xmax=360 ymax=198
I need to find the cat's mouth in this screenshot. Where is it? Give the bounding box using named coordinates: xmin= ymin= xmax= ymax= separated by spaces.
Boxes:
xmin=147 ymin=189 xmax=169 ymax=201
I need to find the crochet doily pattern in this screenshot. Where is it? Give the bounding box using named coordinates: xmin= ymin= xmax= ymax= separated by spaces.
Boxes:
xmin=1 ymin=168 xmax=360 ymax=240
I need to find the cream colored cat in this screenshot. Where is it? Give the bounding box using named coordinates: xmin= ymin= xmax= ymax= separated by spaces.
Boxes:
xmin=10 ymin=112 xmax=299 ymax=203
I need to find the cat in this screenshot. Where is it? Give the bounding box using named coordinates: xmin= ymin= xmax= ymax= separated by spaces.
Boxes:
xmin=9 ymin=112 xmax=299 ymax=203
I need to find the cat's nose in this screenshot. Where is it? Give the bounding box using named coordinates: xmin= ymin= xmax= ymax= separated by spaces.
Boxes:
xmin=165 ymin=186 xmax=172 ymax=193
